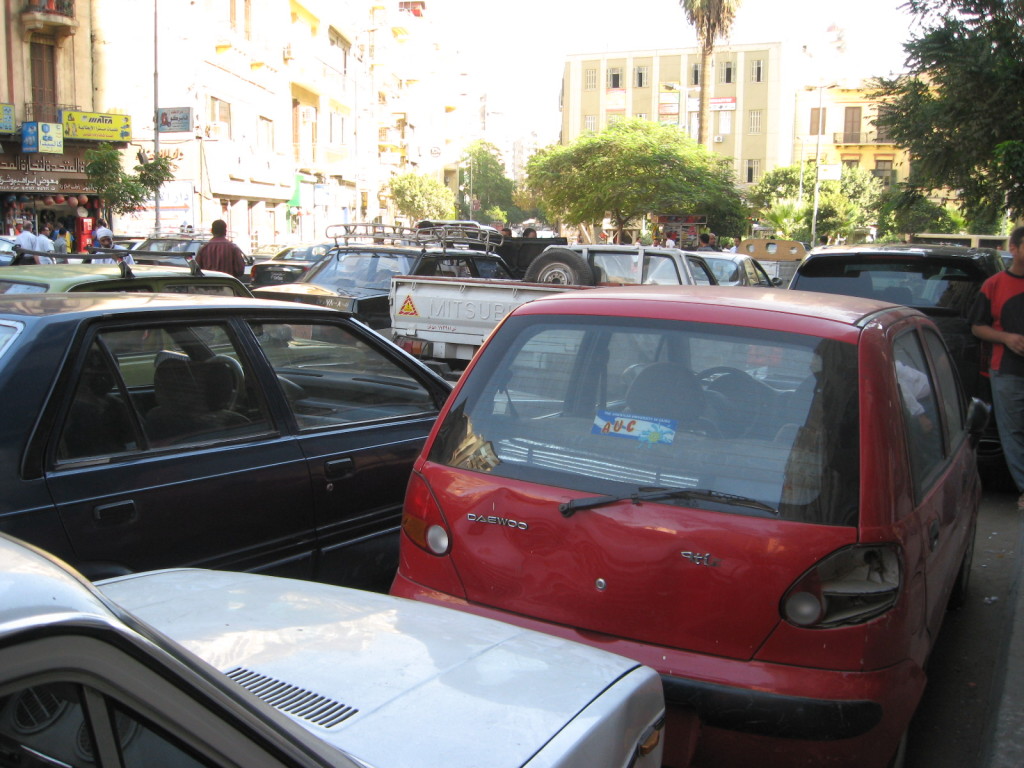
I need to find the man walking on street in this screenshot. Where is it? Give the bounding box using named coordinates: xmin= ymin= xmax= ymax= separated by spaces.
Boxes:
xmin=196 ymin=219 xmax=246 ymax=279
xmin=34 ymin=224 xmax=56 ymax=263
xmin=970 ymin=225 xmax=1024 ymax=508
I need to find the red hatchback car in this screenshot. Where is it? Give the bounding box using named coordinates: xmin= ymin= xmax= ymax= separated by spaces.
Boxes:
xmin=391 ymin=286 xmax=989 ymax=768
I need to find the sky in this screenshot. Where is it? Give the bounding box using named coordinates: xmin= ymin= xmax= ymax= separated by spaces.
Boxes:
xmin=425 ymin=0 xmax=919 ymax=141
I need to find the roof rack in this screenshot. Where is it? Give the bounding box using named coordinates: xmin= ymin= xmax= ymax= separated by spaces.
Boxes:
xmin=141 ymin=226 xmax=217 ymax=239
xmin=324 ymin=223 xmax=419 ymax=246
xmin=415 ymin=224 xmax=504 ymax=253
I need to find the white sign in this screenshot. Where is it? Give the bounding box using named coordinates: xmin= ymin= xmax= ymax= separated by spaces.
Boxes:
xmin=817 ymin=163 xmax=842 ymax=181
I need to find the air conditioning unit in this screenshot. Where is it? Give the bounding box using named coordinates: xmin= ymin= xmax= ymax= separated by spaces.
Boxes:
xmin=713 ymin=135 xmax=725 ymax=143
xmin=205 ymin=122 xmax=228 ymax=140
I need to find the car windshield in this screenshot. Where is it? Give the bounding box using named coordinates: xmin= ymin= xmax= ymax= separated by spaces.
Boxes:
xmin=702 ymin=256 xmax=742 ymax=284
xmin=0 ymin=282 xmax=47 ymax=294
xmin=793 ymin=255 xmax=985 ymax=314
xmin=590 ymin=252 xmax=685 ymax=285
xmin=138 ymin=239 xmax=201 ymax=253
xmin=282 ymin=243 xmax=332 ymax=261
xmin=431 ymin=315 xmax=860 ymax=526
xmin=305 ymin=250 xmax=416 ymax=290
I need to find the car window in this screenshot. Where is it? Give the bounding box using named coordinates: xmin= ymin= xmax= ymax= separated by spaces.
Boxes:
xmin=309 ymin=251 xmax=414 ymax=290
xmin=794 ymin=256 xmax=984 ymax=313
xmin=922 ymin=326 xmax=966 ymax=441
xmin=475 ymin=260 xmax=512 ymax=279
xmin=894 ymin=332 xmax=946 ymax=498
xmin=750 ymin=260 xmax=773 ymax=286
xmin=251 ymin=321 xmax=438 ymax=429
xmin=0 ymin=681 xmax=216 ymax=768
xmin=0 ymin=321 xmax=20 ymax=360
xmin=0 ymin=281 xmax=47 ymax=294
xmin=704 ymin=257 xmax=740 ymax=284
xmin=432 ymin=315 xmax=860 ymax=526
xmin=686 ymin=256 xmax=715 ymax=285
xmin=55 ymin=324 xmax=274 ymax=461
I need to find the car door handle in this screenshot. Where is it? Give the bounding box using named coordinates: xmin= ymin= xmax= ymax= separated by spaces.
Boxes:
xmin=93 ymin=500 xmax=136 ymax=526
xmin=929 ymin=519 xmax=940 ymax=551
xmin=325 ymin=457 xmax=355 ymax=480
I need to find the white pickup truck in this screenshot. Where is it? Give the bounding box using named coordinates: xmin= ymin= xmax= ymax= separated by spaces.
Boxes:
xmin=390 ymin=244 xmax=716 ymax=373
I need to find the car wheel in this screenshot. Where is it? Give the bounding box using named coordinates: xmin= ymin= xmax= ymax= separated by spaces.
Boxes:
xmin=523 ymin=248 xmax=595 ymax=285
xmin=947 ymin=523 xmax=976 ymax=611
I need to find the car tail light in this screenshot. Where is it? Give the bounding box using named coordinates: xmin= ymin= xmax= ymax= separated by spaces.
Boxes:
xmin=397 ymin=337 xmax=432 ymax=359
xmin=781 ymin=545 xmax=901 ymax=628
xmin=402 ymin=472 xmax=450 ymax=555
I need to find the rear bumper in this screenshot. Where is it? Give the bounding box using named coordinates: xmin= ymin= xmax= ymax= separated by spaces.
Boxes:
xmin=391 ymin=574 xmax=922 ymax=747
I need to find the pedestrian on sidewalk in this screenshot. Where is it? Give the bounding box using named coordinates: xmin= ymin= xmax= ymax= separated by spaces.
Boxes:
xmin=196 ymin=219 xmax=246 ymax=279
xmin=970 ymin=224 xmax=1024 ymax=508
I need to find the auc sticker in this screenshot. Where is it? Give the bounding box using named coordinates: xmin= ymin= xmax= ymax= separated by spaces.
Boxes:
xmin=592 ymin=410 xmax=677 ymax=445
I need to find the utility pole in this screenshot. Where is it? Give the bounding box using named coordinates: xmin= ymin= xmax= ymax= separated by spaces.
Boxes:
xmin=153 ymin=0 xmax=160 ymax=230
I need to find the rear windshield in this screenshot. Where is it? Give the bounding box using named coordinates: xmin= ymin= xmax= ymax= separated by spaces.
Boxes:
xmin=793 ymin=255 xmax=985 ymax=314
xmin=431 ymin=315 xmax=860 ymax=526
xmin=0 ymin=282 xmax=47 ymax=294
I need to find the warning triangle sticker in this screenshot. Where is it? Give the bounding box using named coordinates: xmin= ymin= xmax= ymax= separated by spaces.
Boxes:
xmin=397 ymin=294 xmax=419 ymax=316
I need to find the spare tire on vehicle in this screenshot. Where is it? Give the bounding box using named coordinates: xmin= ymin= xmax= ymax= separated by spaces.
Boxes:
xmin=523 ymin=248 xmax=595 ymax=285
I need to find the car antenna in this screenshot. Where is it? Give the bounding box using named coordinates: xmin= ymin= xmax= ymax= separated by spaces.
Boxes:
xmin=186 ymin=255 xmax=205 ymax=277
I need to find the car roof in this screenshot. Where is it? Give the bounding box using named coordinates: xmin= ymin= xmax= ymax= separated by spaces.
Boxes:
xmin=0 ymin=263 xmax=242 ymax=289
xmin=803 ymin=243 xmax=1002 ymax=262
xmin=0 ymin=291 xmax=335 ymax=320
xmin=513 ymin=284 xmax=909 ymax=329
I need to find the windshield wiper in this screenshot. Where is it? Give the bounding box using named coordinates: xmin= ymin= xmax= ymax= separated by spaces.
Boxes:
xmin=559 ymin=487 xmax=778 ymax=518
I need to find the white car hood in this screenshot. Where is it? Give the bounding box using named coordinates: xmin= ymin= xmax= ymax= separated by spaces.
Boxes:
xmin=99 ymin=569 xmax=646 ymax=768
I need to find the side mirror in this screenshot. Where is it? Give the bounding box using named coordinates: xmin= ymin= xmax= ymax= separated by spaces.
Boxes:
xmin=771 ymin=277 xmax=783 ymax=287
xmin=966 ymin=397 xmax=991 ymax=446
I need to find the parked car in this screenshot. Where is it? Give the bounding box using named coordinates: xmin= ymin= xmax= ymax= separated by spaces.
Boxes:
xmin=0 ymin=262 xmax=252 ymax=296
xmin=249 ymin=241 xmax=335 ymax=287
xmin=788 ymin=243 xmax=1005 ymax=467
xmin=0 ymin=293 xmax=452 ymax=592
xmin=0 ymin=235 xmax=16 ymax=266
xmin=255 ymin=225 xmax=515 ymax=330
xmin=699 ymin=251 xmax=780 ymax=287
xmin=525 ymin=243 xmax=717 ymax=286
xmin=391 ymin=285 xmax=988 ymax=768
xmin=0 ymin=533 xmax=666 ymax=768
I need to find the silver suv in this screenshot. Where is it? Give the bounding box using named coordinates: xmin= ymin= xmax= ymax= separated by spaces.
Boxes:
xmin=527 ymin=243 xmax=717 ymax=285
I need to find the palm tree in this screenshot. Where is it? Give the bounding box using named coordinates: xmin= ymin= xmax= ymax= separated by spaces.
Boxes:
xmin=679 ymin=0 xmax=741 ymax=147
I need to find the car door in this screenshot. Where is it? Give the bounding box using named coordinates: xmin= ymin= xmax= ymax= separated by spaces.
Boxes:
xmin=248 ymin=317 xmax=449 ymax=592
xmin=892 ymin=325 xmax=975 ymax=639
xmin=42 ymin=316 xmax=317 ymax=581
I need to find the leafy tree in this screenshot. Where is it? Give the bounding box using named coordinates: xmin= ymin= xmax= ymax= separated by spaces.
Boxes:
xmin=84 ymin=143 xmax=174 ymax=217
xmin=679 ymin=0 xmax=741 ymax=146
xmin=526 ymin=119 xmax=745 ymax=241
xmin=874 ymin=0 xmax=1024 ymax=222
xmin=761 ymin=199 xmax=808 ymax=239
xmin=875 ymin=187 xmax=958 ymax=240
xmin=389 ymin=173 xmax=456 ymax=222
xmin=747 ymin=164 xmax=816 ymax=211
xmin=459 ymin=141 xmax=518 ymax=223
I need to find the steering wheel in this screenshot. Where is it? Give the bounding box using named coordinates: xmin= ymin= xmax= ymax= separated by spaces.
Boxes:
xmin=696 ymin=366 xmax=764 ymax=437
xmin=210 ymin=354 xmax=245 ymax=411
xmin=277 ymin=375 xmax=307 ymax=403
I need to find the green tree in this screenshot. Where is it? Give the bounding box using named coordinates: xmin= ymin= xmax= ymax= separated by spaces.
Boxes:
xmin=526 ymin=119 xmax=745 ymax=241
xmin=747 ymin=164 xmax=816 ymax=211
xmin=389 ymin=173 xmax=457 ymax=222
xmin=874 ymin=0 xmax=1024 ymax=222
xmin=679 ymin=0 xmax=741 ymax=146
xmin=875 ymin=188 xmax=958 ymax=240
xmin=459 ymin=141 xmax=518 ymax=223
xmin=84 ymin=143 xmax=174 ymax=217
xmin=761 ymin=199 xmax=808 ymax=239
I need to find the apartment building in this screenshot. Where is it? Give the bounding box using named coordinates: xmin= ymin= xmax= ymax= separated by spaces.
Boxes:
xmin=1 ymin=0 xmax=456 ymax=249
xmin=795 ymin=80 xmax=910 ymax=192
xmin=561 ymin=43 xmax=796 ymax=186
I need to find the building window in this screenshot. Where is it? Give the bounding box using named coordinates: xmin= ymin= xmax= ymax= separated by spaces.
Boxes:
xmin=329 ymin=111 xmax=345 ymax=145
xmin=718 ymin=111 xmax=732 ymax=135
xmin=810 ymin=107 xmax=826 ymax=136
xmin=720 ymin=60 xmax=734 ymax=84
xmin=634 ymin=66 xmax=650 ymax=88
xmin=750 ymin=59 xmax=764 ymax=82
xmin=843 ymin=158 xmax=860 ymax=168
xmin=844 ymin=106 xmax=863 ymax=143
xmin=210 ymin=96 xmax=232 ymax=138
xmin=746 ymin=159 xmax=762 ymax=184
xmin=608 ymin=113 xmax=625 ymax=125
xmin=691 ymin=63 xmax=700 ymax=86
xmin=229 ymin=0 xmax=252 ymax=39
xmin=607 ymin=67 xmax=623 ymax=89
xmin=874 ymin=159 xmax=895 ymax=189
xmin=29 ymin=41 xmax=56 ymax=123
xmin=328 ymin=28 xmax=351 ymax=75
xmin=585 ymin=68 xmax=597 ymax=89
xmin=584 ymin=114 xmax=597 ymax=132
xmin=257 ymin=116 xmax=274 ymax=150
xmin=748 ymin=109 xmax=762 ymax=134
xmin=635 ymin=112 xmax=648 ymax=120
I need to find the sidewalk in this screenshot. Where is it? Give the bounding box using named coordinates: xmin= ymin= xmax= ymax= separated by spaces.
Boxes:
xmin=986 ymin=508 xmax=1024 ymax=768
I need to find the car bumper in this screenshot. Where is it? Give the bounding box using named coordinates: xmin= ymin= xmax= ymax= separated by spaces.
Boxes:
xmin=392 ymin=574 xmax=924 ymax=762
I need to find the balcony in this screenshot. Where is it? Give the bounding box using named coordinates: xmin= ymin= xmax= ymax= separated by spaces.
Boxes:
xmin=832 ymin=130 xmax=895 ymax=145
xmin=24 ymin=102 xmax=77 ymax=123
xmin=21 ymin=0 xmax=78 ymax=39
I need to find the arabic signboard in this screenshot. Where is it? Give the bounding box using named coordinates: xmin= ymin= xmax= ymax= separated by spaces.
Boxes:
xmin=709 ymin=97 xmax=736 ymax=112
xmin=0 ymin=145 xmax=93 ymax=193
xmin=157 ymin=107 xmax=193 ymax=133
xmin=0 ymin=104 xmax=14 ymax=134
xmin=61 ymin=110 xmax=132 ymax=141
xmin=21 ymin=122 xmax=64 ymax=154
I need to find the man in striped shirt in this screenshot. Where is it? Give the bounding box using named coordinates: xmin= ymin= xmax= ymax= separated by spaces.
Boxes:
xmin=196 ymin=219 xmax=246 ymax=279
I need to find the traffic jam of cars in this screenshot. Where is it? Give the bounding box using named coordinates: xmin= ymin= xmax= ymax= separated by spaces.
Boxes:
xmin=0 ymin=226 xmax=1002 ymax=768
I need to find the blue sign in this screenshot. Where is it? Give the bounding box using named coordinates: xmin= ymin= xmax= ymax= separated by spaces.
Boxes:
xmin=0 ymin=104 xmax=13 ymax=133
xmin=21 ymin=122 xmax=64 ymax=154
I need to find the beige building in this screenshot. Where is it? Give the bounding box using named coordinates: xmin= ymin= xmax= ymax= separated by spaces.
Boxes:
xmin=561 ymin=43 xmax=796 ymax=186
xmin=794 ymin=80 xmax=910 ymax=192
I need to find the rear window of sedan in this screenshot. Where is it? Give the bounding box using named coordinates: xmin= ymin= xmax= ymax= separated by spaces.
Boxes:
xmin=0 ymin=281 xmax=47 ymax=294
xmin=793 ymin=255 xmax=986 ymax=314
xmin=431 ymin=315 xmax=861 ymax=527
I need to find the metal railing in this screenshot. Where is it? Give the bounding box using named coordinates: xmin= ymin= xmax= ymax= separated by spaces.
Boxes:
xmin=832 ymin=130 xmax=896 ymax=145
xmin=23 ymin=102 xmax=77 ymax=123
xmin=22 ymin=0 xmax=74 ymax=16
